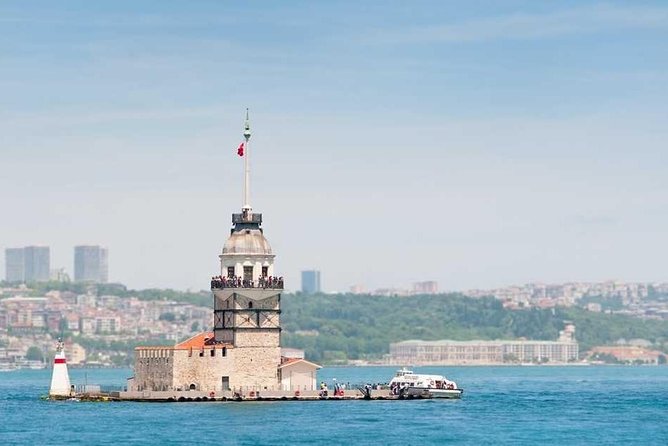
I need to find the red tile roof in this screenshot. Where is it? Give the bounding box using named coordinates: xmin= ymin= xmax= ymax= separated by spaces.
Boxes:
xmin=175 ymin=332 xmax=231 ymax=350
xmin=134 ymin=332 xmax=232 ymax=351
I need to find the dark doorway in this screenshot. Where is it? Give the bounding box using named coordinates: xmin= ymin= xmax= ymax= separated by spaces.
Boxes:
xmin=243 ymin=266 xmax=253 ymax=282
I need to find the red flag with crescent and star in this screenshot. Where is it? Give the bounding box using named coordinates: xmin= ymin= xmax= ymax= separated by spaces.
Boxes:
xmin=237 ymin=142 xmax=244 ymax=157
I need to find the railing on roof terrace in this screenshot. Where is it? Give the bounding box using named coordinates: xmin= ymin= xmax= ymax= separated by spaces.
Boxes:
xmin=211 ymin=276 xmax=284 ymax=290
xmin=232 ymin=213 xmax=262 ymax=224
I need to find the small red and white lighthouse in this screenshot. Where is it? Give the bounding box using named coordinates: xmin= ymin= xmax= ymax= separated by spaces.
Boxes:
xmin=49 ymin=339 xmax=72 ymax=397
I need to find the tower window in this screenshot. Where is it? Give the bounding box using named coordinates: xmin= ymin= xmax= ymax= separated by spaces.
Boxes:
xmin=243 ymin=266 xmax=253 ymax=282
xmin=262 ymin=266 xmax=268 ymax=277
xmin=222 ymin=347 xmax=227 ymax=357
xmin=227 ymin=267 xmax=235 ymax=278
xmin=210 ymin=349 xmax=215 ymax=357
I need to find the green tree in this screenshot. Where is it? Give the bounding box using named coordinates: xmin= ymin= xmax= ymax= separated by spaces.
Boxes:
xmin=26 ymin=346 xmax=44 ymax=362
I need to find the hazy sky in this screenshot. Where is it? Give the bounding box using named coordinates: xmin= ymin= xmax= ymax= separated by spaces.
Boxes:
xmin=2 ymin=1 xmax=668 ymax=292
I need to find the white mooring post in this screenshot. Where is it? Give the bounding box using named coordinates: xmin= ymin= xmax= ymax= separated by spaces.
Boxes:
xmin=49 ymin=338 xmax=72 ymax=397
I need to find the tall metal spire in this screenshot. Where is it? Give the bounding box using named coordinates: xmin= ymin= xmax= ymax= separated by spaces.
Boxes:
xmin=242 ymin=108 xmax=251 ymax=213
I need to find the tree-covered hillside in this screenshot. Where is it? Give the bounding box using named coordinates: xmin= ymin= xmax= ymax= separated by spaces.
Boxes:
xmin=281 ymin=293 xmax=668 ymax=362
xmin=5 ymin=281 xmax=667 ymax=364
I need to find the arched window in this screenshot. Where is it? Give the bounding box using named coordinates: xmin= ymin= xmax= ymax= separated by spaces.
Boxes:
xmin=248 ymin=301 xmax=253 ymax=309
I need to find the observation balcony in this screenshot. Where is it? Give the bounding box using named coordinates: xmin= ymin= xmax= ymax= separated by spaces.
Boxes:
xmin=211 ymin=276 xmax=284 ymax=290
xmin=232 ymin=213 xmax=262 ymax=224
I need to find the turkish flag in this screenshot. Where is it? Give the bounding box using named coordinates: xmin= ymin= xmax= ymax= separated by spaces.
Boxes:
xmin=237 ymin=142 xmax=244 ymax=157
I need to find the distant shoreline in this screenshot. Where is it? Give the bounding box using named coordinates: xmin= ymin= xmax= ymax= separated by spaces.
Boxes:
xmin=3 ymin=362 xmax=665 ymax=372
xmin=319 ymin=362 xmax=665 ymax=368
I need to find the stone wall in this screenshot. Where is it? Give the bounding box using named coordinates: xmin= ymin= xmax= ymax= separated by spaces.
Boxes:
xmin=171 ymin=348 xmax=233 ymax=392
xmin=234 ymin=330 xmax=279 ymax=348
xmin=133 ymin=348 xmax=174 ymax=391
xmin=229 ymin=346 xmax=281 ymax=391
xmin=228 ymin=328 xmax=281 ymax=390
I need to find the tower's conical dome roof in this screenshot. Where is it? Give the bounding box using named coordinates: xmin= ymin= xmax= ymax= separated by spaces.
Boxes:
xmin=222 ymin=228 xmax=273 ymax=255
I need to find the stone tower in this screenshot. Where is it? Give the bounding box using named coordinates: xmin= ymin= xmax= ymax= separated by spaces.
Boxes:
xmin=211 ymin=110 xmax=284 ymax=389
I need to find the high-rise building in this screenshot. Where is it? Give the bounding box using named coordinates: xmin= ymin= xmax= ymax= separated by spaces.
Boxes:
xmin=5 ymin=248 xmax=25 ymax=282
xmin=23 ymin=246 xmax=50 ymax=282
xmin=301 ymin=270 xmax=321 ymax=294
xmin=74 ymin=245 xmax=109 ymax=283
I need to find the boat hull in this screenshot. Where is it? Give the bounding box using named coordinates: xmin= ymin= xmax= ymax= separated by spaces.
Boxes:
xmin=406 ymin=387 xmax=463 ymax=399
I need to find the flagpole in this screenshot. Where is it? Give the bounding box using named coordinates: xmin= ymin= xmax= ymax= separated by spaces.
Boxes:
xmin=242 ymin=108 xmax=251 ymax=214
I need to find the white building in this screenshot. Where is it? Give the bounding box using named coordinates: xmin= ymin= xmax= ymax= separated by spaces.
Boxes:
xmin=390 ymin=325 xmax=579 ymax=365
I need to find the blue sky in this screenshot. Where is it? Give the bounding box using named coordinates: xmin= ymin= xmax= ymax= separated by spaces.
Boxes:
xmin=2 ymin=1 xmax=668 ymax=292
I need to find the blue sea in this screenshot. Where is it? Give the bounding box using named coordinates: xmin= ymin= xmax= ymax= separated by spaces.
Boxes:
xmin=1 ymin=366 xmax=667 ymax=445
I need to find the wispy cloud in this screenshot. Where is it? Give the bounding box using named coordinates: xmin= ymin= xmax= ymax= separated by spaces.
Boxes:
xmin=1 ymin=106 xmax=229 ymax=128
xmin=367 ymin=4 xmax=668 ymax=44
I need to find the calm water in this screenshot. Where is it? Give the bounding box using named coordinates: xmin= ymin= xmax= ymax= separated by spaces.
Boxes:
xmin=1 ymin=366 xmax=667 ymax=445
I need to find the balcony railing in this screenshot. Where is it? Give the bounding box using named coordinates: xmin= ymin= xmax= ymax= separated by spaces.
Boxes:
xmin=211 ymin=276 xmax=284 ymax=290
xmin=232 ymin=213 xmax=262 ymax=224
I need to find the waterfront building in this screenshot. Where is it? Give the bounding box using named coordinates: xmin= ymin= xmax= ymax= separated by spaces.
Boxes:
xmin=588 ymin=345 xmax=666 ymax=364
xmin=74 ymin=245 xmax=109 ymax=283
xmin=130 ymin=110 xmax=320 ymax=394
xmin=5 ymin=248 xmax=24 ymax=282
xmin=301 ymin=270 xmax=321 ymax=294
xmin=390 ymin=324 xmax=579 ymax=365
xmin=390 ymin=339 xmax=579 ymax=365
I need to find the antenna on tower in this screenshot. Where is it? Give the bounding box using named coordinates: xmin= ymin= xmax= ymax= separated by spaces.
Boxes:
xmin=242 ymin=108 xmax=252 ymax=217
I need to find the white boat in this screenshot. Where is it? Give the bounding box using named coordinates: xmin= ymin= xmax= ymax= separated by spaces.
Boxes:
xmin=388 ymin=368 xmax=463 ymax=399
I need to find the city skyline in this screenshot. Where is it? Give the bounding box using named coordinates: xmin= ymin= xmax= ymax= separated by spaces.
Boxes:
xmin=2 ymin=1 xmax=668 ymax=291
